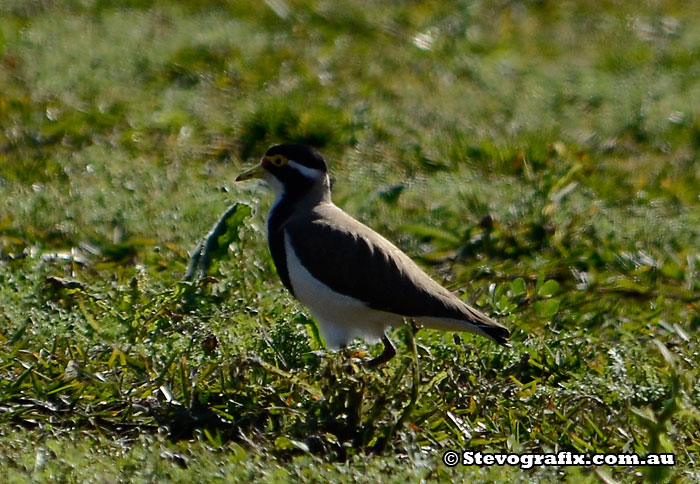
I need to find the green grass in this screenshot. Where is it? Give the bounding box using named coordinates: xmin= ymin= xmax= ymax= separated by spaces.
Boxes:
xmin=1 ymin=1 xmax=699 ymax=482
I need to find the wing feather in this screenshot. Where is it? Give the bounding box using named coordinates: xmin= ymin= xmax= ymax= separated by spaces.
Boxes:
xmin=284 ymin=204 xmax=509 ymax=344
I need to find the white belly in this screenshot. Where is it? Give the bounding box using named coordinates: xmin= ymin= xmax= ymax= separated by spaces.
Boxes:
xmin=284 ymin=232 xmax=403 ymax=348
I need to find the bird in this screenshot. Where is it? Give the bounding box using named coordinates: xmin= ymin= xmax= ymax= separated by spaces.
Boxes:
xmin=236 ymin=143 xmax=510 ymax=366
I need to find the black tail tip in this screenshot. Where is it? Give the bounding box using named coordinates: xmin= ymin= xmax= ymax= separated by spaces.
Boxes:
xmin=484 ymin=325 xmax=510 ymax=347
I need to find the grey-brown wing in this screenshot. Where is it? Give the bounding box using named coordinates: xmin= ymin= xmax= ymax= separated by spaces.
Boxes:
xmin=285 ymin=206 xmax=469 ymax=319
xmin=285 ymin=205 xmax=509 ymax=345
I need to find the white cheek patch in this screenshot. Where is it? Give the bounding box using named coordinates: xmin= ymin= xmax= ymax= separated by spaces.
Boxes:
xmin=262 ymin=171 xmax=283 ymax=193
xmin=288 ymin=160 xmax=324 ymax=179
xmin=263 ymin=171 xmax=286 ymax=210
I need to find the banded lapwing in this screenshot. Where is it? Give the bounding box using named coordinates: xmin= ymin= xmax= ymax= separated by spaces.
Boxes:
xmin=237 ymin=144 xmax=509 ymax=366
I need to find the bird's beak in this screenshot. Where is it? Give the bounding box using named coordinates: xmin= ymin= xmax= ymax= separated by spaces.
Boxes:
xmin=235 ymin=163 xmax=266 ymax=182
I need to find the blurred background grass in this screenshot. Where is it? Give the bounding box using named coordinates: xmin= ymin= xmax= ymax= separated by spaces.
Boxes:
xmin=1 ymin=1 xmax=699 ymax=482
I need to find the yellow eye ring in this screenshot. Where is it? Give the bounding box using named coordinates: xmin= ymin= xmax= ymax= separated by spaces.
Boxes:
xmin=268 ymin=154 xmax=287 ymax=167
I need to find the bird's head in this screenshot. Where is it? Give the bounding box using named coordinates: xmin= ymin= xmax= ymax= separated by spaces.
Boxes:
xmin=236 ymin=144 xmax=330 ymax=202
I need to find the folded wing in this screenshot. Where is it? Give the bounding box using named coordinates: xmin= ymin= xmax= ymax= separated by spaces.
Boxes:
xmin=284 ymin=204 xmax=510 ymax=345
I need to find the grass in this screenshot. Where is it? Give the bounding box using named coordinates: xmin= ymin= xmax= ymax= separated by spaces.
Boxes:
xmin=1 ymin=0 xmax=699 ymax=482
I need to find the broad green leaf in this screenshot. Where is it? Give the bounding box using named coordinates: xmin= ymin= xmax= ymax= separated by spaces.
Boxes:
xmin=212 ymin=202 xmax=253 ymax=254
xmin=535 ymin=299 xmax=560 ymax=318
xmin=537 ymin=279 xmax=560 ymax=297
xmin=509 ymin=278 xmax=527 ymax=298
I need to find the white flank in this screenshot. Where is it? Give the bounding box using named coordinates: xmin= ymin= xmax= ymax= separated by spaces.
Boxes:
xmin=284 ymin=232 xmax=403 ymax=348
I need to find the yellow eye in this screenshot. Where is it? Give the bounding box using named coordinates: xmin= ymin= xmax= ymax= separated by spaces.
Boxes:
xmin=268 ymin=154 xmax=287 ymax=167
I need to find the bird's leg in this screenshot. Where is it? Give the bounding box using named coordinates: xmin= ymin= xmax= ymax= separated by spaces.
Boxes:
xmin=365 ymin=334 xmax=396 ymax=367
